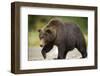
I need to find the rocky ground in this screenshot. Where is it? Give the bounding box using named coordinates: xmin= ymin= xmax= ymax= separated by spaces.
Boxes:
xmin=28 ymin=46 xmax=82 ymax=61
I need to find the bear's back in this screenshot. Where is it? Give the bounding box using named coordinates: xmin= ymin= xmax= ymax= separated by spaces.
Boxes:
xmin=61 ymin=23 xmax=84 ymax=48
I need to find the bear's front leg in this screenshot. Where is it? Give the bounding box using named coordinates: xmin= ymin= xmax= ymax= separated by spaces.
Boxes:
xmin=41 ymin=44 xmax=53 ymax=59
xmin=41 ymin=50 xmax=46 ymax=59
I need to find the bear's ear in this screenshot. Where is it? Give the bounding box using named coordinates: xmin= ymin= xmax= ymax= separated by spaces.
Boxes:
xmin=50 ymin=20 xmax=58 ymax=25
xmin=38 ymin=29 xmax=41 ymax=32
xmin=46 ymin=29 xmax=52 ymax=33
xmin=49 ymin=19 xmax=63 ymax=26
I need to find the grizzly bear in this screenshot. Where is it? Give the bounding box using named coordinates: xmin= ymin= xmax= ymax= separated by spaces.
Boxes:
xmin=38 ymin=18 xmax=87 ymax=59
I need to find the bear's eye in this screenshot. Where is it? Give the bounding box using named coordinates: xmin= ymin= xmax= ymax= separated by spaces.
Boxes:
xmin=46 ymin=29 xmax=51 ymax=34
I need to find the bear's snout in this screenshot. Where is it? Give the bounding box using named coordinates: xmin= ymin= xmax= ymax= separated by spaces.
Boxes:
xmin=40 ymin=39 xmax=45 ymax=47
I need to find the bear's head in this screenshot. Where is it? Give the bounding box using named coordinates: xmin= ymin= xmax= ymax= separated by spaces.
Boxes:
xmin=38 ymin=19 xmax=61 ymax=47
xmin=38 ymin=27 xmax=56 ymax=47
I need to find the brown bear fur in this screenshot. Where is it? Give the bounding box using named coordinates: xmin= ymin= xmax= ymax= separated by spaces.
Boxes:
xmin=38 ymin=18 xmax=87 ymax=59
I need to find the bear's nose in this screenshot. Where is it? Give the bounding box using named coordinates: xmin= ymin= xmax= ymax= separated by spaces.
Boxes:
xmin=40 ymin=44 xmax=43 ymax=47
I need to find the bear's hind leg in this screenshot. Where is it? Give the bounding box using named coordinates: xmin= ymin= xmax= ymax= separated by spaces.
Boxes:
xmin=80 ymin=48 xmax=87 ymax=58
xmin=57 ymin=46 xmax=66 ymax=59
xmin=77 ymin=47 xmax=87 ymax=58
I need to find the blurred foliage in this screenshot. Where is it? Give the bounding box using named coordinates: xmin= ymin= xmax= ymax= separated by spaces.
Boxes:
xmin=28 ymin=15 xmax=88 ymax=47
